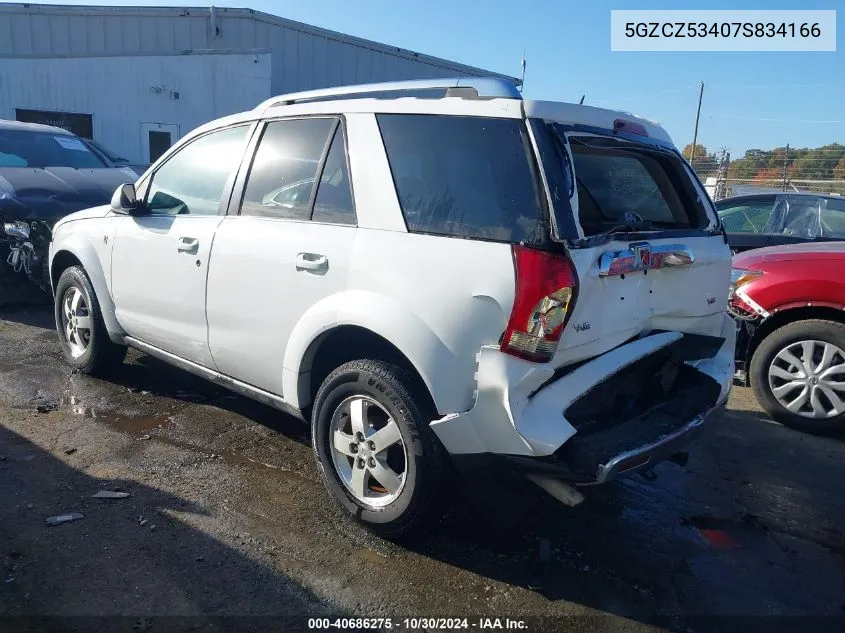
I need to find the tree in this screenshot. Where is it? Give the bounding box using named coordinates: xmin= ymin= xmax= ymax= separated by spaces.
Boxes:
xmin=752 ymin=167 xmax=782 ymax=184
xmin=727 ymin=158 xmax=756 ymax=180
xmin=834 ymin=156 xmax=845 ymax=181
xmin=682 ymin=143 xmax=708 ymax=161
xmin=682 ymin=143 xmax=718 ymax=177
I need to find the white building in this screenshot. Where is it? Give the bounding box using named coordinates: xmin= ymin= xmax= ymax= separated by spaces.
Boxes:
xmin=0 ymin=3 xmax=518 ymax=164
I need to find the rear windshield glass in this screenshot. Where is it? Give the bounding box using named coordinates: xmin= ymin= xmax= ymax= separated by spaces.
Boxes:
xmin=377 ymin=114 xmax=547 ymax=245
xmin=0 ymin=129 xmax=106 ymax=169
xmin=565 ymin=133 xmax=709 ymax=236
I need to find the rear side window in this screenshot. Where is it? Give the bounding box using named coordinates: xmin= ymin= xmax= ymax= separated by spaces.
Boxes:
xmin=240 ymin=118 xmax=335 ymax=220
xmin=377 ymin=114 xmax=547 ymax=244
xmin=567 ymin=135 xmax=708 ymax=235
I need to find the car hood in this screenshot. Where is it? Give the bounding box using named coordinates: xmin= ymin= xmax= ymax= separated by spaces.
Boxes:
xmin=733 ymin=241 xmax=845 ymax=268
xmin=0 ymin=166 xmax=138 ymax=226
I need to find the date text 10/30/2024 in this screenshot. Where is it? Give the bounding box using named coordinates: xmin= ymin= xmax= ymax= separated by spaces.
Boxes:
xmin=308 ymin=618 xmax=529 ymax=630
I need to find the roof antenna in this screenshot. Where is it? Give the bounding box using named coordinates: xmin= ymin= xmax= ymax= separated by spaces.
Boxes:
xmin=579 ymin=95 xmax=585 ymax=105
xmin=518 ymin=52 xmax=526 ymax=93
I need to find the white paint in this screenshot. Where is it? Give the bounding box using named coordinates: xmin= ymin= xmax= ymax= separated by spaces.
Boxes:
xmin=524 ymin=100 xmax=672 ymax=145
xmin=206 ymin=216 xmax=355 ymax=395
xmin=111 ymin=214 xmax=223 ymax=367
xmin=49 ymin=84 xmax=734 ymax=468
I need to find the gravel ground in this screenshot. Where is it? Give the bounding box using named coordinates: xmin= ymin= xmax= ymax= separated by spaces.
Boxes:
xmin=1 ymin=305 xmax=844 ymax=633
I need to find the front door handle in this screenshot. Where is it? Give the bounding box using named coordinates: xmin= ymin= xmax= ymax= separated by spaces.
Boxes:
xmin=177 ymin=237 xmax=199 ymax=254
xmin=296 ymin=253 xmax=328 ymax=272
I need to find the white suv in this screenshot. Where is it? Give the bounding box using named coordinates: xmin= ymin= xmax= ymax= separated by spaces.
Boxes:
xmin=49 ymin=78 xmax=734 ymax=538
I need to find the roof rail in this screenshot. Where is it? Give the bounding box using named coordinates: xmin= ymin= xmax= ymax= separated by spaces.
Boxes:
xmin=255 ymin=77 xmax=521 ymax=112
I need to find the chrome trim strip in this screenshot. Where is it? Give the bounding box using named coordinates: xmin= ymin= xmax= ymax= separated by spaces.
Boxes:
xmin=125 ymin=337 xmax=306 ymax=422
xmin=598 ymin=242 xmax=695 ymax=277
xmin=587 ymin=405 xmax=720 ymax=485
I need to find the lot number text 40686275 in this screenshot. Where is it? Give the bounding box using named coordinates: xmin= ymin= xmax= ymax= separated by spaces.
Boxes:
xmin=307 ymin=617 xmax=529 ymax=630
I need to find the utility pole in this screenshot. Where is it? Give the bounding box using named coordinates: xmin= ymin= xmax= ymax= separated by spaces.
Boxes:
xmin=689 ymin=81 xmax=705 ymax=166
xmin=782 ymin=144 xmax=790 ymax=192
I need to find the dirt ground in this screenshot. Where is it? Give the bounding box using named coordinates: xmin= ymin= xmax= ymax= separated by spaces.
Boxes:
xmin=1 ymin=305 xmax=844 ymax=633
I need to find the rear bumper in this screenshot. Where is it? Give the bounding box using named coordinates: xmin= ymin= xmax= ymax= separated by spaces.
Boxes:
xmin=431 ymin=312 xmax=735 ymax=483
xmin=591 ymin=405 xmax=715 ymax=484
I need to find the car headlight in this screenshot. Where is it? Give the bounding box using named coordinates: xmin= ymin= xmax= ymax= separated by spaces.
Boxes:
xmin=729 ymin=268 xmax=763 ymax=299
xmin=2 ymin=220 xmax=30 ymax=240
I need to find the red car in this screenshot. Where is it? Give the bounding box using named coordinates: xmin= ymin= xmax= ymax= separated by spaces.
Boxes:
xmin=730 ymin=241 xmax=845 ymax=434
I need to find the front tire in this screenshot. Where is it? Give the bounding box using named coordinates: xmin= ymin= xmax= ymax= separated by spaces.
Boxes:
xmin=311 ymin=359 xmax=446 ymax=539
xmin=750 ymin=319 xmax=845 ymax=435
xmin=54 ymin=265 xmax=126 ymax=375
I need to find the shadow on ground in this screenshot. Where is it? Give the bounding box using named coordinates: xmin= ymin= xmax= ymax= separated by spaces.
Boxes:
xmin=0 ymin=424 xmax=330 ymax=627
xmin=3 ymin=306 xmax=845 ymax=631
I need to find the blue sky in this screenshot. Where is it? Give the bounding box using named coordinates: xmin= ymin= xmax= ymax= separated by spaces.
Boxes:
xmin=32 ymin=0 xmax=844 ymax=157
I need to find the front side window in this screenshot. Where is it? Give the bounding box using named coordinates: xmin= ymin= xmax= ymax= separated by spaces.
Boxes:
xmin=717 ymin=199 xmax=775 ymax=233
xmin=377 ymin=114 xmax=546 ymax=244
xmin=145 ymin=125 xmax=249 ymax=216
xmin=240 ymin=118 xmax=335 ymax=220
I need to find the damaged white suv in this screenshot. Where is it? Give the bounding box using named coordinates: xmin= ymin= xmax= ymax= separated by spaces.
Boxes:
xmin=49 ymin=78 xmax=734 ymax=537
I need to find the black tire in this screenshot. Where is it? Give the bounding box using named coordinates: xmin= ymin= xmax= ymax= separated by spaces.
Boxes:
xmin=54 ymin=265 xmax=126 ymax=375
xmin=750 ymin=319 xmax=845 ymax=436
xmin=311 ymin=359 xmax=446 ymax=539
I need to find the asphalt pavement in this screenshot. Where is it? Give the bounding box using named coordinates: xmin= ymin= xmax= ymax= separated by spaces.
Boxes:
xmin=1 ymin=305 xmax=844 ymax=633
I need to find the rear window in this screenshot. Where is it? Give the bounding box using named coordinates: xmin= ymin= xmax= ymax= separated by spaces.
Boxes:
xmin=376 ymin=114 xmax=547 ymax=244
xmin=566 ymin=134 xmax=709 ymax=235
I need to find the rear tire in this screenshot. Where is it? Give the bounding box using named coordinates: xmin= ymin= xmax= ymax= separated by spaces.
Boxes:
xmin=54 ymin=266 xmax=125 ymax=375
xmin=311 ymin=359 xmax=446 ymax=539
xmin=750 ymin=319 xmax=845 ymax=435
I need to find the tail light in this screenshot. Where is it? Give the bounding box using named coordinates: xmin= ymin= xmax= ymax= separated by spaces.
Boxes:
xmin=501 ymin=245 xmax=578 ymax=363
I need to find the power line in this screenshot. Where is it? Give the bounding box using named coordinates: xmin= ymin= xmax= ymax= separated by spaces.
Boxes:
xmin=709 ymin=81 xmax=845 ymax=90
xmin=706 ymin=114 xmax=845 ymax=124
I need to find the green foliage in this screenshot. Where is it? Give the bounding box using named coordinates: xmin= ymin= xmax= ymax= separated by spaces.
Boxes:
xmin=727 ymin=143 xmax=845 ymax=181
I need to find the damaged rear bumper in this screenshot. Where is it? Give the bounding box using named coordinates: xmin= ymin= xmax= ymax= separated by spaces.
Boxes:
xmin=431 ymin=313 xmax=735 ymax=485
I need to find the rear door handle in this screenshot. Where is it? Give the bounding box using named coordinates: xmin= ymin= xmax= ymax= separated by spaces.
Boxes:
xmin=177 ymin=237 xmax=199 ymax=254
xmin=296 ymin=253 xmax=328 ymax=272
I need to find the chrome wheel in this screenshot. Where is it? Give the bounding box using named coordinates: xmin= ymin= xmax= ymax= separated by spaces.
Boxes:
xmin=329 ymin=395 xmax=408 ymax=508
xmin=769 ymin=340 xmax=845 ymax=419
xmin=60 ymin=286 xmax=92 ymax=359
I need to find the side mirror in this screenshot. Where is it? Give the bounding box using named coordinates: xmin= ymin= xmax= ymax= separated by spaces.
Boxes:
xmin=111 ymin=183 xmax=141 ymax=215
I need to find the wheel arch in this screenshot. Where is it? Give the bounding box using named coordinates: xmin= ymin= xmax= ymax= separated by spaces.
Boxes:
xmin=282 ymin=290 xmax=469 ymax=417
xmin=746 ymin=305 xmax=845 ymax=378
xmin=50 ymin=239 xmax=123 ymax=341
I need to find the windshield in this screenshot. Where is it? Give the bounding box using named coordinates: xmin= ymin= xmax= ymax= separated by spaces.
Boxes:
xmin=0 ymin=129 xmax=107 ymax=169
xmin=86 ymin=138 xmax=129 ymax=163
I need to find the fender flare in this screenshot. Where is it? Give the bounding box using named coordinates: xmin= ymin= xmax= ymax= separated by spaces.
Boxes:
xmin=50 ymin=236 xmax=124 ymax=342
xmin=282 ymin=289 xmax=464 ymax=413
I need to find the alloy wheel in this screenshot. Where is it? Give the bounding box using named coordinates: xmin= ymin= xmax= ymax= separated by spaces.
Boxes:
xmin=60 ymin=286 xmax=92 ymax=358
xmin=329 ymin=395 xmax=408 ymax=507
xmin=768 ymin=340 xmax=845 ymax=419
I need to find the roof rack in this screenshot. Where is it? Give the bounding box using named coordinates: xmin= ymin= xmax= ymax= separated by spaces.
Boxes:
xmin=255 ymin=77 xmax=521 ymax=112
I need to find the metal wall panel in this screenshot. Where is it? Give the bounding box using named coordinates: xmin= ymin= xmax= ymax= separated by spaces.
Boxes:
xmin=0 ymin=5 xmax=518 ymax=92
xmin=0 ymin=52 xmax=272 ymax=163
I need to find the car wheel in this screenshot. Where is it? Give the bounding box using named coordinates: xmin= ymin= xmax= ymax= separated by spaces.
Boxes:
xmin=750 ymin=319 xmax=845 ymax=435
xmin=54 ymin=265 xmax=126 ymax=375
xmin=311 ymin=359 xmax=446 ymax=539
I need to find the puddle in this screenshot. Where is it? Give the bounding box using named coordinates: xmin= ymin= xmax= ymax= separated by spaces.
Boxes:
xmin=356 ymin=547 xmax=389 ymax=564
xmin=61 ymin=393 xmax=173 ymax=435
xmin=682 ymin=514 xmax=768 ymax=549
